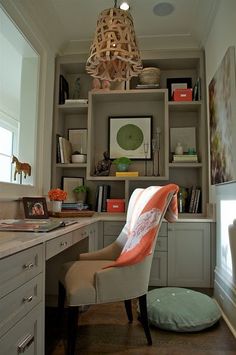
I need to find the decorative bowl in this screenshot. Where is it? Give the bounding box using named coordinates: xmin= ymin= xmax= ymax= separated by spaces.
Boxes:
xmin=139 ymin=67 xmax=160 ymax=85
xmin=71 ymin=154 xmax=87 ymax=163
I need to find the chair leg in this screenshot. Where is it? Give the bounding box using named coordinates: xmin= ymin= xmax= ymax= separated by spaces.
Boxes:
xmin=124 ymin=299 xmax=133 ymax=323
xmin=58 ymin=282 xmax=66 ymax=323
xmin=67 ymin=306 xmax=79 ymax=355
xmin=138 ymin=294 xmax=152 ymax=346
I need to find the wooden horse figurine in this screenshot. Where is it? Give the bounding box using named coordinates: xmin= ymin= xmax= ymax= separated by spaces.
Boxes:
xmin=11 ymin=155 xmax=31 ymax=181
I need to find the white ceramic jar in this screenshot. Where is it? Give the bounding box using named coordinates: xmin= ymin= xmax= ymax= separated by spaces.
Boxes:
xmin=175 ymin=142 xmax=183 ymax=155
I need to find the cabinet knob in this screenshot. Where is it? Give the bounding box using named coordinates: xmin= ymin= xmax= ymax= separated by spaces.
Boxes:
xmin=23 ymin=263 xmax=34 ymax=270
xmin=23 ymin=295 xmax=33 ymax=303
xmin=60 ymin=241 xmax=68 ymax=247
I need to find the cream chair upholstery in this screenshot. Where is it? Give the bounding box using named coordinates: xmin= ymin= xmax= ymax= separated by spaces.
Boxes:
xmin=58 ymin=185 xmax=178 ymax=355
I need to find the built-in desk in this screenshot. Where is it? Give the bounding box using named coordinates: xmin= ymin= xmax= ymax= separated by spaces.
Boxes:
xmin=0 ymin=214 xmax=124 ymax=355
xmin=0 ymin=214 xmax=214 ymax=355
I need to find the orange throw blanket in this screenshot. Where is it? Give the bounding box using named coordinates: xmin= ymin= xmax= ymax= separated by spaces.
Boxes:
xmin=106 ymin=184 xmax=179 ymax=268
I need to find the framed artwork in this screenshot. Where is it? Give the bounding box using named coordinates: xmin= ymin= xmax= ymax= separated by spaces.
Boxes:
xmin=22 ymin=197 xmax=49 ymax=219
xmin=68 ymin=129 xmax=87 ymax=155
xmin=209 ymin=46 xmax=236 ymax=185
xmin=109 ymin=116 xmax=152 ymax=159
xmin=62 ymin=176 xmax=84 ymax=202
xmin=167 ymin=77 xmax=192 ymax=100
xmin=170 ymin=127 xmax=196 ymax=153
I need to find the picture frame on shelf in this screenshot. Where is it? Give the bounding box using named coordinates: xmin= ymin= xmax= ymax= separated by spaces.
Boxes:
xmin=22 ymin=197 xmax=49 ymax=219
xmin=68 ymin=129 xmax=87 ymax=155
xmin=170 ymin=127 xmax=196 ymax=153
xmin=167 ymin=77 xmax=192 ymax=101
xmin=109 ymin=116 xmax=152 ymax=159
xmin=62 ymin=176 xmax=84 ymax=202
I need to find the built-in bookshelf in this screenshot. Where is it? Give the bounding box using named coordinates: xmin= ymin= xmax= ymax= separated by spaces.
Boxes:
xmin=52 ymin=49 xmax=208 ymax=214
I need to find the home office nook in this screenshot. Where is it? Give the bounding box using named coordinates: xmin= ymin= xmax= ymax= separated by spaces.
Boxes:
xmin=0 ymin=1 xmax=236 ymax=354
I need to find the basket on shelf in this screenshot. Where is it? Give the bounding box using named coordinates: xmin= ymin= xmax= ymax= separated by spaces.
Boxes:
xmin=139 ymin=67 xmax=161 ymax=85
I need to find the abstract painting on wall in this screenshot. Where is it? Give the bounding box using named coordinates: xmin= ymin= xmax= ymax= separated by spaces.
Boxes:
xmin=209 ymin=46 xmax=236 ymax=185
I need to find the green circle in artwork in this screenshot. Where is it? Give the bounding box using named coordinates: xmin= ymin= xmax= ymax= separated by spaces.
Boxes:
xmin=117 ymin=124 xmax=144 ymax=150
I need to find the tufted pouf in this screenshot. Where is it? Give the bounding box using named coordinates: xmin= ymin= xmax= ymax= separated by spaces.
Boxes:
xmin=146 ymin=287 xmax=221 ymax=332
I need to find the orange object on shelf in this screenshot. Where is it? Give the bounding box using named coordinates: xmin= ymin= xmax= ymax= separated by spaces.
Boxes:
xmin=107 ymin=199 xmax=125 ymax=212
xmin=173 ymin=88 xmax=192 ymax=101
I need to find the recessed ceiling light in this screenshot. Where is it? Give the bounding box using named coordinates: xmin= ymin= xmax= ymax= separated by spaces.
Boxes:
xmin=120 ymin=2 xmax=130 ymax=11
xmin=153 ymin=2 xmax=175 ymax=16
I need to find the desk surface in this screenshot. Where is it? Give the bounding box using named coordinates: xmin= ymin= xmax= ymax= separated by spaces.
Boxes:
xmin=0 ymin=212 xmax=213 ymax=259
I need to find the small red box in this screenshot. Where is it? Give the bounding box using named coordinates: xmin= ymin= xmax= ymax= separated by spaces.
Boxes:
xmin=107 ymin=199 xmax=125 ymax=212
xmin=173 ymin=88 xmax=192 ymax=101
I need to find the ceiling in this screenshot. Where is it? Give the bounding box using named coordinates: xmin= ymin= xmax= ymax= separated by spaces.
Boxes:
xmin=16 ymin=0 xmax=219 ymax=54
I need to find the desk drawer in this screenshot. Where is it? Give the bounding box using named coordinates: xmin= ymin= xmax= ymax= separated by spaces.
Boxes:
xmin=0 ymin=245 xmax=43 ymax=299
xmin=72 ymin=226 xmax=89 ymax=244
xmin=0 ymin=302 xmax=43 ymax=355
xmin=0 ymin=273 xmax=43 ymax=338
xmin=103 ymin=221 xmax=125 ymax=235
xmin=45 ymin=232 xmax=72 ymax=260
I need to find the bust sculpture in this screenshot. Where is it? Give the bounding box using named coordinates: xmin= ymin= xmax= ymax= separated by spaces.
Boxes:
xmin=95 ymin=151 xmax=112 ymax=176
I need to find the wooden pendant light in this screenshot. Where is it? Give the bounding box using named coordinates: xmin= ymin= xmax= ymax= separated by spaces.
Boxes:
xmin=86 ymin=6 xmax=143 ymax=81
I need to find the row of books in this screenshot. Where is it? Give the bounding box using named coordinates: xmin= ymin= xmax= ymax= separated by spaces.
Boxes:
xmin=56 ymin=135 xmax=72 ymax=163
xmin=172 ymin=154 xmax=198 ymax=163
xmin=178 ymin=186 xmax=201 ymax=213
xmin=95 ymin=185 xmax=111 ymax=212
xmin=188 ymin=187 xmax=201 ymax=213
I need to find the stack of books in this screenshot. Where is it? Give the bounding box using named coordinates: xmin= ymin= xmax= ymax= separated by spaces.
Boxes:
xmin=136 ymin=84 xmax=159 ymax=89
xmin=115 ymin=171 xmax=139 ymax=177
xmin=64 ymin=99 xmax=88 ymax=105
xmin=173 ymin=154 xmax=198 ymax=163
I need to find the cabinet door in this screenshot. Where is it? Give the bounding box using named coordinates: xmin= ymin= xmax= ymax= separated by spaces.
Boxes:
xmin=168 ymin=222 xmax=211 ymax=287
xmin=0 ymin=303 xmax=43 ymax=355
xmin=149 ymin=251 xmax=167 ymax=286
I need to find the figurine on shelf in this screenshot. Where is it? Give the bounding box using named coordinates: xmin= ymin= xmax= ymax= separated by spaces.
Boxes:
xmin=95 ymin=151 xmax=112 ymax=176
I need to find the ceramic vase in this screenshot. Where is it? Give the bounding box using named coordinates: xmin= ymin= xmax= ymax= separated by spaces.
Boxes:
xmin=51 ymin=200 xmax=62 ymax=213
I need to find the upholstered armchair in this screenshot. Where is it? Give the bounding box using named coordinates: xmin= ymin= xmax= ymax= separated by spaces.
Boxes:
xmin=58 ymin=184 xmax=179 ymax=355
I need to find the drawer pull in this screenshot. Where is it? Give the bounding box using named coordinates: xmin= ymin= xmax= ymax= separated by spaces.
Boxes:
xmin=23 ymin=295 xmax=33 ymax=303
xmin=60 ymin=241 xmax=68 ymax=247
xmin=17 ymin=334 xmax=34 ymax=353
xmin=23 ymin=263 xmax=34 ymax=270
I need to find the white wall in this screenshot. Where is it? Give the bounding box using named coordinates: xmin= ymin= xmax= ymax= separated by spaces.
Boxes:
xmin=204 ymin=0 xmax=236 ymax=203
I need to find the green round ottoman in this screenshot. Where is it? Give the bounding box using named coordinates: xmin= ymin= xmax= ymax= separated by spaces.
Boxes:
xmin=147 ymin=287 xmax=221 ymax=332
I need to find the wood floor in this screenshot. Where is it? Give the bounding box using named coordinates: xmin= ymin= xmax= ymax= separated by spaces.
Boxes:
xmin=45 ymin=297 xmax=236 ymax=355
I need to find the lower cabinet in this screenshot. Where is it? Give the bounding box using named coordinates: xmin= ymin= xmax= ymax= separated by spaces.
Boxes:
xmin=102 ymin=220 xmax=214 ymax=288
xmin=0 ymin=303 xmax=43 ymax=355
xmin=168 ymin=222 xmax=212 ymax=287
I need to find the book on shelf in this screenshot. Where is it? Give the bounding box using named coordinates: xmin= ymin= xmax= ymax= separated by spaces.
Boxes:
xmin=173 ymin=154 xmax=198 ymax=163
xmin=58 ymin=137 xmax=72 ymax=164
xmin=95 ymin=185 xmax=111 ymax=212
xmin=102 ymin=185 xmax=111 ymax=212
xmin=136 ymin=84 xmax=160 ymax=89
xmin=188 ymin=186 xmax=201 ymax=213
xmin=64 ymin=99 xmax=88 ymax=105
xmin=192 ymin=77 xmax=201 ymax=101
xmin=59 ymin=75 xmax=69 ymax=104
xmin=56 ymin=134 xmax=61 ymax=163
xmin=115 ymin=171 xmax=139 ymax=177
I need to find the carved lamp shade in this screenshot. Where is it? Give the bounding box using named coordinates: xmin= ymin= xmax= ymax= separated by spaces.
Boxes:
xmin=86 ymin=7 xmax=143 ymax=81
